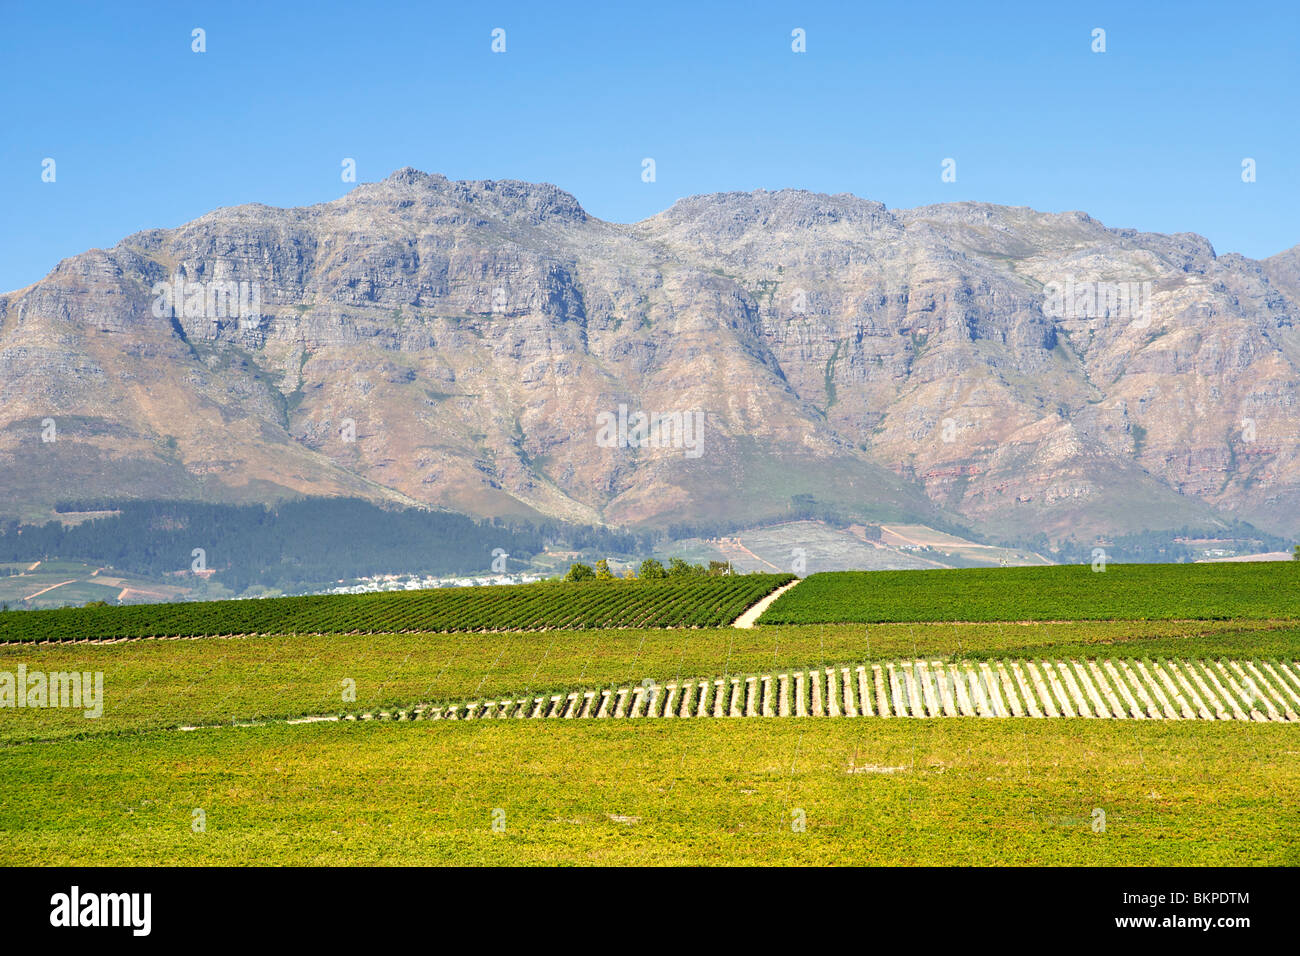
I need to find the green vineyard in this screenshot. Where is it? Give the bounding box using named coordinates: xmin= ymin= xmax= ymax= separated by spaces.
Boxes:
xmin=0 ymin=573 xmax=793 ymax=642
xmin=757 ymin=563 xmax=1300 ymax=624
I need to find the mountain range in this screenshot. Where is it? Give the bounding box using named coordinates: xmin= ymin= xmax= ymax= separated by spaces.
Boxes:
xmin=3 ymin=167 xmax=1298 ymax=547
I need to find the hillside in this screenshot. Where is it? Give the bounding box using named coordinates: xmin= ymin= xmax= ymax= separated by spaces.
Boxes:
xmin=3 ymin=169 xmax=1298 ymax=543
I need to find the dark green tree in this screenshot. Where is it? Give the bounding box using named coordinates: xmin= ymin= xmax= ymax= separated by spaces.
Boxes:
xmin=638 ymin=558 xmax=666 ymax=579
xmin=563 ymin=563 xmax=596 ymax=582
xmin=667 ymin=557 xmax=705 ymax=577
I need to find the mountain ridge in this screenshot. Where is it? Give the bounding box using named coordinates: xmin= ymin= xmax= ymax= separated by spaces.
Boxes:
xmin=2 ymin=169 xmax=1297 ymax=544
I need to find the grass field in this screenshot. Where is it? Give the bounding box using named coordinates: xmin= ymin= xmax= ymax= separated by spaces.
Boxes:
xmin=1 ymin=563 xmax=1296 ymax=866
xmin=2 ymin=720 xmax=1295 ymax=865
xmin=3 ymin=620 xmax=1295 ymax=743
xmin=0 ymin=559 xmax=200 ymax=609
xmin=758 ymin=563 xmax=1300 ymax=624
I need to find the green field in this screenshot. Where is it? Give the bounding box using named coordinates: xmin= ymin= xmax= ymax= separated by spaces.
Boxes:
xmin=0 ymin=562 xmax=1296 ymax=866
xmin=758 ymin=563 xmax=1300 ymax=624
xmin=2 ymin=720 xmax=1295 ymax=865
xmin=0 ymin=559 xmax=203 ymax=610
xmin=0 ymin=573 xmax=792 ymax=641
xmin=1 ymin=619 xmax=1295 ymax=744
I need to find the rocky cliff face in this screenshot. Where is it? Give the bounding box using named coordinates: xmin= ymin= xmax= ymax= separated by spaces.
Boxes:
xmin=3 ymin=168 xmax=1297 ymax=542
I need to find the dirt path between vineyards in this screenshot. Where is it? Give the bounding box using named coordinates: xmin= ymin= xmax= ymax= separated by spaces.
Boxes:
xmin=732 ymin=579 xmax=801 ymax=628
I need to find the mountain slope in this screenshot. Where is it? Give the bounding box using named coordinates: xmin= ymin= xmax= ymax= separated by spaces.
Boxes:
xmin=2 ymin=169 xmax=1297 ymax=542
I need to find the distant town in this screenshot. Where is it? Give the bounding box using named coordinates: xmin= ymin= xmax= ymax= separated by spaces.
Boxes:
xmin=320 ymin=572 xmax=547 ymax=595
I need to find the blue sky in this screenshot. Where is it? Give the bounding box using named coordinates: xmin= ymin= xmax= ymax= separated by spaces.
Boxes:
xmin=1 ymin=0 xmax=1296 ymax=293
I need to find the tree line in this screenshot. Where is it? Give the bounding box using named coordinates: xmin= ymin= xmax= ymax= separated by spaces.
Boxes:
xmin=562 ymin=557 xmax=735 ymax=581
xmin=0 ymin=498 xmax=654 ymax=593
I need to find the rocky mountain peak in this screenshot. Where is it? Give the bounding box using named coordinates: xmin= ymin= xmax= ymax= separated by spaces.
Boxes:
xmin=384 ymin=167 xmax=449 ymax=188
xmin=648 ymin=187 xmax=894 ymax=233
xmin=352 ymin=168 xmax=590 ymax=226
